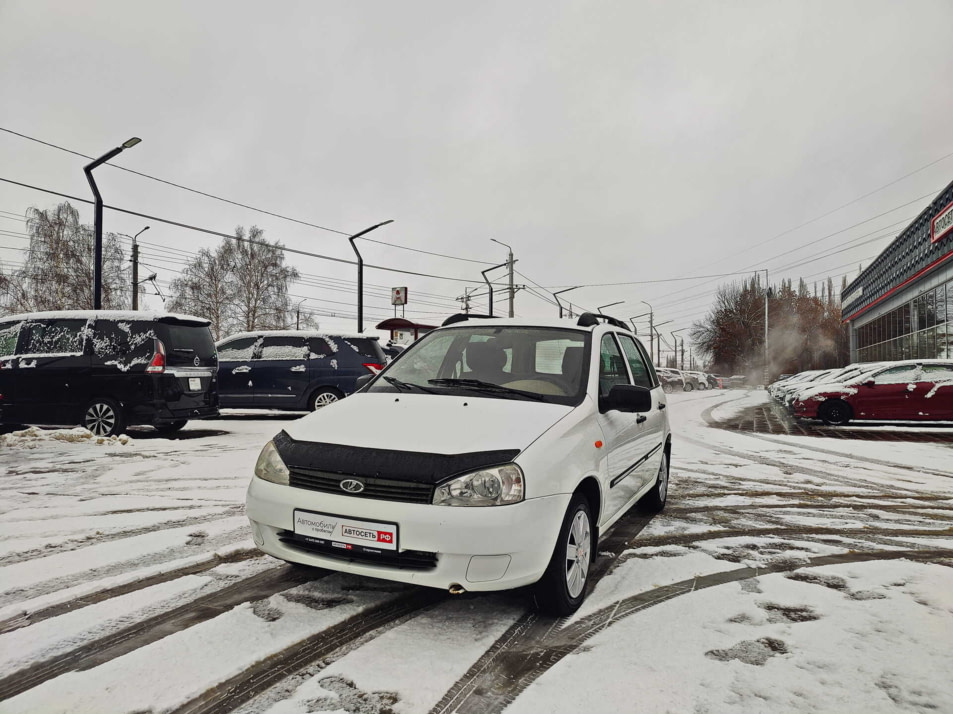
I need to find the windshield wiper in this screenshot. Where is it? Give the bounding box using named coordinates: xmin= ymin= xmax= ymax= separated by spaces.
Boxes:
xmin=382 ymin=375 xmax=437 ymax=394
xmin=427 ymin=378 xmax=546 ymax=401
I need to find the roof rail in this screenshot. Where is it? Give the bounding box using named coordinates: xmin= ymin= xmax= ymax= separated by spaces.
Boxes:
xmin=576 ymin=312 xmax=632 ymax=331
xmin=441 ymin=313 xmax=499 ymax=327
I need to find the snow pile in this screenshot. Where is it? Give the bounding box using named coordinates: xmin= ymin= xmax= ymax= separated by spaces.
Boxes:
xmin=1 ymin=426 xmax=133 ymax=448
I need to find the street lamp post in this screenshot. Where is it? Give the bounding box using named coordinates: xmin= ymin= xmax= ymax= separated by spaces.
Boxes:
xmin=490 ymin=239 xmax=515 ymax=317
xmin=653 ymin=319 xmax=673 ymax=365
xmin=481 ymin=263 xmax=507 ymax=317
xmin=347 ymin=220 xmax=394 ymax=333
xmin=84 ymin=137 xmax=142 ymax=309
xmin=758 ymin=268 xmax=770 ymax=386
xmin=553 ymin=286 xmax=580 ymax=318
xmin=672 ymin=328 xmax=687 ymax=370
xmin=119 ymin=226 xmax=150 ymax=310
xmin=597 ymin=300 xmax=624 ymax=313
xmin=628 ymin=311 xmax=651 ymax=334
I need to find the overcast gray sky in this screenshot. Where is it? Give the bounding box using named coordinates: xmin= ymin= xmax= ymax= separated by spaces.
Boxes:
xmin=2 ymin=0 xmax=951 ymax=356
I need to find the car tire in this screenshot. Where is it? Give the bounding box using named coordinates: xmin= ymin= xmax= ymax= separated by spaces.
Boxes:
xmin=155 ymin=420 xmax=188 ymax=434
xmin=82 ymin=398 xmax=125 ymax=437
xmin=310 ymin=387 xmax=344 ymax=411
xmin=639 ymin=452 xmax=669 ymax=513
xmin=662 ymin=383 xmax=674 ymax=394
xmin=818 ymin=400 xmax=852 ymax=426
xmin=683 ymin=382 xmax=694 ymax=392
xmin=533 ymin=492 xmax=593 ymax=617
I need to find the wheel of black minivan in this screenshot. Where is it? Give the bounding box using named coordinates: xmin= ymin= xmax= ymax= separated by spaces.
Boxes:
xmin=533 ymin=492 xmax=593 ymax=617
xmin=83 ymin=399 xmax=125 ymax=437
xmin=155 ymin=420 xmax=188 ymax=434
xmin=309 ymin=387 xmax=344 ymax=411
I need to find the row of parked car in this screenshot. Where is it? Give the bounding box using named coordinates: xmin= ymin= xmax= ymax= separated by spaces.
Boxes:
xmin=655 ymin=367 xmax=725 ymax=392
xmin=768 ymin=360 xmax=953 ymax=425
xmin=0 ymin=310 xmax=388 ymax=436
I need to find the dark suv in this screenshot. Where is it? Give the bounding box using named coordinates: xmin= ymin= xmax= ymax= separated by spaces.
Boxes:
xmin=0 ymin=311 xmax=219 ymax=436
xmin=216 ymin=330 xmax=386 ymax=411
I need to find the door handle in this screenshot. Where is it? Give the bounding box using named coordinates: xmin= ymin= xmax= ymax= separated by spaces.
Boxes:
xmin=232 ymin=365 xmax=251 ymax=374
xmin=636 ymin=414 xmax=647 ymax=424
xmin=658 ymin=402 xmax=666 ymax=410
xmin=290 ymin=365 xmax=306 ymax=372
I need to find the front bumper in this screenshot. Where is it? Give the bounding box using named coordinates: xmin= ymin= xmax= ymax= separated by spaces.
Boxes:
xmin=792 ymin=400 xmax=820 ymax=418
xmin=246 ymin=476 xmax=571 ymax=592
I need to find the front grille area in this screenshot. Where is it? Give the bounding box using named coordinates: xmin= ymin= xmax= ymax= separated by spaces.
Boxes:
xmin=289 ymin=466 xmax=434 ymax=504
xmin=279 ymin=532 xmax=438 ymax=570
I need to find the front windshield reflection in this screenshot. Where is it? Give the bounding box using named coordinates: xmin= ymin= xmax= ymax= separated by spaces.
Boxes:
xmin=369 ymin=326 xmax=590 ymax=405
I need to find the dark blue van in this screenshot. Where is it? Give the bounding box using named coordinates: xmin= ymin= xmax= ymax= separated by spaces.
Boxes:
xmin=215 ymin=330 xmax=386 ymax=411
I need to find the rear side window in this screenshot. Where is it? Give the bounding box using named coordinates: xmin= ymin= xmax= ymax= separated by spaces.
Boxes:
xmin=257 ymin=336 xmax=307 ymax=360
xmin=19 ymin=319 xmax=88 ymax=356
xmin=0 ymin=321 xmax=20 ymax=357
xmin=307 ymin=337 xmax=334 ymax=359
xmin=341 ymin=337 xmax=385 ymax=361
xmin=921 ymin=364 xmax=953 ymax=381
xmin=218 ymin=336 xmax=260 ymax=361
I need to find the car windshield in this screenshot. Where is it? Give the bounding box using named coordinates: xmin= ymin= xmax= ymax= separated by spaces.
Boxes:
xmin=367 ymin=325 xmax=590 ymax=405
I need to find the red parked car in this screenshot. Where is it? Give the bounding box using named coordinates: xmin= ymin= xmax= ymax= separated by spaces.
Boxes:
xmin=791 ymin=360 xmax=953 ymax=425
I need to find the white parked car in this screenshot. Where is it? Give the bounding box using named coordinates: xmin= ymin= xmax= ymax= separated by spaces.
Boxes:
xmin=246 ymin=313 xmax=672 ymax=615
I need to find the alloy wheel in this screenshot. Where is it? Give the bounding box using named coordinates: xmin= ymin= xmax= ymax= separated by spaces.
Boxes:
xmin=564 ymin=509 xmax=591 ymax=598
xmin=85 ymin=403 xmax=116 ymax=436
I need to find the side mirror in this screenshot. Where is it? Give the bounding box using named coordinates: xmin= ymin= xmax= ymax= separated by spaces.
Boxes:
xmin=603 ymin=384 xmax=653 ymax=413
xmin=355 ymin=374 xmax=374 ymax=391
xmin=864 ymin=380 xmax=875 ymax=387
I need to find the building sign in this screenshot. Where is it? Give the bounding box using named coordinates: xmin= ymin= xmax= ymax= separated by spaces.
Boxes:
xmin=842 ymin=286 xmax=863 ymax=306
xmin=933 ymin=199 xmax=953 ymax=244
xmin=391 ymin=287 xmax=408 ymax=306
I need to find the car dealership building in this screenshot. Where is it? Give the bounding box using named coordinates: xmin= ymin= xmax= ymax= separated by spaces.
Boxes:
xmin=842 ymin=179 xmax=953 ymax=363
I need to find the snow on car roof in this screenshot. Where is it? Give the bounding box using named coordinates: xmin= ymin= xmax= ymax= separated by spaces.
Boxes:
xmin=0 ymin=310 xmax=210 ymax=325
xmin=218 ymin=330 xmax=378 ymax=343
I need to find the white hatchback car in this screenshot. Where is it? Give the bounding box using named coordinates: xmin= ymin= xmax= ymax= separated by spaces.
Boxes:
xmin=246 ymin=313 xmax=672 ymax=615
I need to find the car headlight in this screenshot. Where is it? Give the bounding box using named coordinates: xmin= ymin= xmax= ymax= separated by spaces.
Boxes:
xmin=433 ymin=463 xmax=524 ymax=506
xmin=254 ymin=440 xmax=290 ymax=485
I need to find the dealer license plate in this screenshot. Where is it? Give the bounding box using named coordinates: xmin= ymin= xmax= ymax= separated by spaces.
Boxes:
xmin=293 ymin=509 xmax=398 ymax=551
xmin=188 ymin=377 xmax=201 ymax=391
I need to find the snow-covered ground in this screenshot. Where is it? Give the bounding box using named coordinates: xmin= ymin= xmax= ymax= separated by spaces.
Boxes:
xmin=1 ymin=391 xmax=951 ymax=713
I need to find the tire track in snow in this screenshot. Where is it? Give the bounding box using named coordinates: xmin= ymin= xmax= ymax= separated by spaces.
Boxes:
xmin=0 ymin=506 xmax=246 ymax=567
xmin=0 ymin=564 xmax=328 ymax=701
xmin=170 ymin=588 xmax=448 ymax=714
xmin=0 ymin=548 xmax=262 ymax=636
xmin=430 ymin=547 xmax=953 ymax=714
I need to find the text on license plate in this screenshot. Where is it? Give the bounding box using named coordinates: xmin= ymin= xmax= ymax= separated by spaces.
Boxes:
xmin=188 ymin=377 xmax=201 ymax=391
xmin=293 ymin=509 xmax=397 ymax=551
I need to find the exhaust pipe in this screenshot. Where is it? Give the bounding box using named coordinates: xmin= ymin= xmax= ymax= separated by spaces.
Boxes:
xmin=448 ymin=583 xmax=466 ymax=595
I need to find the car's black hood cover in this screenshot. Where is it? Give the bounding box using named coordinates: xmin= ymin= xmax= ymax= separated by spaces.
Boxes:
xmin=273 ymin=430 xmax=521 ymax=485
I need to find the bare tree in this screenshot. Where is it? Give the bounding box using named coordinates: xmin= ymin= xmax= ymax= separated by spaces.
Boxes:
xmin=167 ymin=226 xmax=299 ymax=339
xmin=1 ymin=202 xmax=129 ymax=313
xmin=166 ymin=245 xmax=233 ymax=340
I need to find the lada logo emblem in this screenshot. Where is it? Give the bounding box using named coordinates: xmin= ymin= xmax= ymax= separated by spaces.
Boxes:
xmin=340 ymin=479 xmax=365 ymax=494
xmin=193 ymin=356 xmax=201 ymax=366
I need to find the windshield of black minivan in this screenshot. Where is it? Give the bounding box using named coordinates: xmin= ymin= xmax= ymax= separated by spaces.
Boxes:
xmin=367 ymin=326 xmax=590 ymax=405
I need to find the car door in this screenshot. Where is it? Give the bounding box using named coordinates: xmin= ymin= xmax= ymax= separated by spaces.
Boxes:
xmin=254 ymin=335 xmax=308 ymax=408
xmin=0 ymin=320 xmax=22 ymax=421
xmin=617 ymin=333 xmax=666 ymax=487
xmin=14 ymin=318 xmax=92 ymax=425
xmin=216 ymin=336 xmax=260 ymax=407
xmin=856 ymin=364 xmax=923 ymax=419
xmin=594 ymin=332 xmax=657 ymax=520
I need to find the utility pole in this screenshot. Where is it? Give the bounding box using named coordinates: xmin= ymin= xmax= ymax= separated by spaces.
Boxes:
xmin=762 ymin=269 xmax=770 ymax=386
xmin=491 ymin=239 xmax=515 ymax=317
xmin=347 ymin=220 xmax=394 ymax=333
xmin=127 ymin=226 xmax=149 ymax=310
xmin=641 ymin=301 xmax=654 ymax=363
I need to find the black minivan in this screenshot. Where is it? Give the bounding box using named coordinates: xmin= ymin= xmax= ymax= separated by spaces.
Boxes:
xmin=216 ymin=330 xmax=385 ymax=411
xmin=0 ymin=311 xmax=219 ymax=436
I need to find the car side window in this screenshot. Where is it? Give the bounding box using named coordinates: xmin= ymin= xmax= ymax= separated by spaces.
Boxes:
xmin=921 ymin=365 xmax=953 ymax=381
xmin=257 ymin=336 xmax=307 ymax=360
xmin=616 ymin=334 xmax=654 ymax=389
xmin=0 ymin=321 xmax=20 ymax=357
xmin=599 ymin=334 xmax=630 ymax=397
xmin=91 ymin=320 xmax=131 ymax=359
xmin=19 ymin=319 xmax=88 ymax=356
xmin=218 ymin=337 xmax=260 ymax=361
xmin=872 ymin=365 xmax=920 ymax=384
xmin=307 ymin=337 xmax=334 ymax=360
